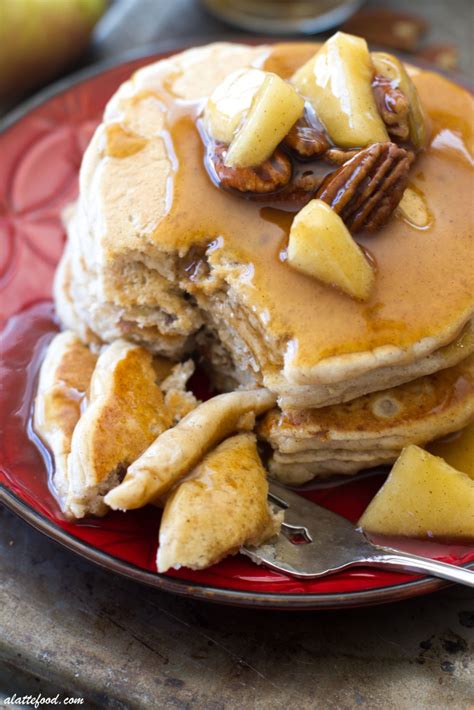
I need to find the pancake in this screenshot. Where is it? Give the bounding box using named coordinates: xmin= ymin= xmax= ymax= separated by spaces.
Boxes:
xmin=53 ymin=243 xmax=102 ymax=349
xmin=66 ymin=340 xmax=176 ymax=517
xmin=57 ymin=41 xmax=474 ymax=409
xmin=34 ymin=332 xmax=199 ymax=518
xmin=160 ymin=360 xmax=198 ymax=422
xmin=104 ymin=387 xmax=276 ymax=511
xmin=259 ymin=356 xmax=474 ymax=483
xmin=157 ymin=433 xmax=281 ymax=573
xmin=34 ymin=331 xmax=98 ymax=503
xmin=55 ymin=206 xmax=201 ymax=358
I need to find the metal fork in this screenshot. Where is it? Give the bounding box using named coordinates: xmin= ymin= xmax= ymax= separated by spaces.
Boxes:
xmin=242 ymin=481 xmax=474 ymax=587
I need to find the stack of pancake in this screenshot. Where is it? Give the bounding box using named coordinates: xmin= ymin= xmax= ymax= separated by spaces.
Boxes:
xmin=55 ymin=42 xmax=474 ymax=484
xmin=259 ymin=357 xmax=474 ymax=483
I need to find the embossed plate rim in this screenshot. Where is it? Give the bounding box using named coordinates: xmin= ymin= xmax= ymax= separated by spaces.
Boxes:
xmin=5 ymin=486 xmax=473 ymax=610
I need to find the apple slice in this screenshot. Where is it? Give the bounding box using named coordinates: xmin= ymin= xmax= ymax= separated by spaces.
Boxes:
xmin=203 ymin=68 xmax=267 ymax=145
xmin=292 ymin=32 xmax=388 ymax=149
xmin=371 ymin=52 xmax=427 ymax=150
xmin=224 ymin=72 xmax=304 ymax=168
xmin=359 ymin=445 xmax=474 ymax=539
xmin=287 ymin=199 xmax=375 ymax=301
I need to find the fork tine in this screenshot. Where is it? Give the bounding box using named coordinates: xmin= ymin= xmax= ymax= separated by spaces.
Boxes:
xmin=241 ymin=479 xmax=377 ymax=578
xmin=242 ymin=529 xmax=326 ymax=578
xmin=247 ymin=482 xmax=474 ymax=586
xmin=268 ymin=480 xmax=357 ymax=534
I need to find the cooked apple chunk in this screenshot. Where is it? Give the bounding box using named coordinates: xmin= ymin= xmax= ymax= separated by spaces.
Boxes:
xmin=287 ymin=199 xmax=375 ymax=301
xmin=371 ymin=52 xmax=427 ymax=150
xmin=359 ymin=445 xmax=474 ymax=539
xmin=292 ymin=32 xmax=388 ymax=149
xmin=203 ymin=68 xmax=267 ymax=145
xmin=224 ymin=72 xmax=304 ymax=168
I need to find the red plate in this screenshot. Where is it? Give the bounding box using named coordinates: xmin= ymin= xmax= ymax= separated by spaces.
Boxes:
xmin=1 ymin=51 xmax=473 ymax=609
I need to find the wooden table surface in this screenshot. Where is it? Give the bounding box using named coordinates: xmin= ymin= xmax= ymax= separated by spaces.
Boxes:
xmin=1 ymin=1 xmax=473 ymax=708
xmin=1 ymin=507 xmax=473 ymax=709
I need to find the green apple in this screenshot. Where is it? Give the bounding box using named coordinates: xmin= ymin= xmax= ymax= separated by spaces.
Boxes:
xmin=0 ymin=0 xmax=106 ymax=100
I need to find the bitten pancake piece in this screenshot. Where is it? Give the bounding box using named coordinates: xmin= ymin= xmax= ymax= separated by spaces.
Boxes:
xmin=67 ymin=340 xmax=173 ymax=518
xmin=105 ymin=388 xmax=276 ymax=510
xmin=34 ymin=331 xmax=98 ymax=505
xmin=161 ymin=360 xmax=198 ymax=422
xmin=157 ymin=433 xmax=282 ymax=572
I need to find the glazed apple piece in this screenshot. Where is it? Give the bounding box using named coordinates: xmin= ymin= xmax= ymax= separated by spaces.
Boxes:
xmin=371 ymin=52 xmax=427 ymax=150
xmin=203 ymin=68 xmax=267 ymax=145
xmin=224 ymin=72 xmax=304 ymax=168
xmin=292 ymin=32 xmax=388 ymax=149
xmin=359 ymin=445 xmax=474 ymax=538
xmin=287 ymin=199 xmax=375 ymax=301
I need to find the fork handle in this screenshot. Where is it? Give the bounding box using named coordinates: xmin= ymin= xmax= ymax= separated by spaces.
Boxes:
xmin=369 ymin=550 xmax=474 ymax=588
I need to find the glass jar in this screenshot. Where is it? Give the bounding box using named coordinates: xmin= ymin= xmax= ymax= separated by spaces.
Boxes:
xmin=202 ymin=0 xmax=364 ymax=35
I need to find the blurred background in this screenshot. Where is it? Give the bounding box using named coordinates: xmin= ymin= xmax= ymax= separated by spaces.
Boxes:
xmin=1 ymin=0 xmax=472 ymax=117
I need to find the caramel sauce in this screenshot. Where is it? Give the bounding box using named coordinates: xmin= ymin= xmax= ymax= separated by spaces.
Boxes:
xmin=396 ymin=183 xmax=434 ymax=230
xmin=263 ymin=43 xmax=320 ymax=79
xmin=106 ymin=44 xmax=474 ymax=378
xmin=104 ymin=123 xmax=148 ymax=158
xmin=429 ymin=421 xmax=474 ymax=478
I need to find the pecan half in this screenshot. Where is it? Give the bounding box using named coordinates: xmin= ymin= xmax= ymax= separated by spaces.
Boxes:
xmin=316 ymin=142 xmax=411 ymax=232
xmin=372 ymin=75 xmax=410 ymax=142
xmin=285 ymin=112 xmax=329 ymax=159
xmin=209 ymin=143 xmax=291 ymax=193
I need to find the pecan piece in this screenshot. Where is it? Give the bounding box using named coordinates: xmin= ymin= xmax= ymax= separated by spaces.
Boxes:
xmin=292 ymin=170 xmax=324 ymax=194
xmin=372 ymin=75 xmax=410 ymax=142
xmin=238 ymin=168 xmax=323 ymax=210
xmin=273 ymin=170 xmax=324 ymax=210
xmin=324 ymin=148 xmax=359 ymax=166
xmin=316 ymin=142 xmax=411 ymax=232
xmin=209 ymin=143 xmax=291 ymax=193
xmin=285 ymin=112 xmax=329 ymax=159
